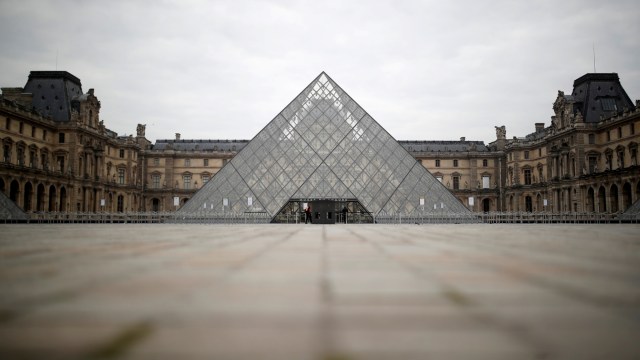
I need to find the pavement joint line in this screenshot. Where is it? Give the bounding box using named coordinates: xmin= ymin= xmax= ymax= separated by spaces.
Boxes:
xmin=86 ymin=320 xmax=154 ymax=359
xmin=1 ymin=224 xmax=639 ymax=358
xmin=319 ymin=225 xmax=336 ymax=358
xmin=0 ymin=227 xmax=282 ymax=324
xmin=404 ymin=227 xmax=640 ymax=312
xmin=343 ymin=226 xmax=557 ymax=356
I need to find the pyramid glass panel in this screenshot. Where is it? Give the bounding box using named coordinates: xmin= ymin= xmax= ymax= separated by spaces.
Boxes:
xmin=178 ymin=72 xmax=473 ymax=222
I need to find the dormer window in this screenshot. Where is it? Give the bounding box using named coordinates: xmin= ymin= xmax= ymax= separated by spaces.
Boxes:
xmin=601 ymin=98 xmax=617 ymax=112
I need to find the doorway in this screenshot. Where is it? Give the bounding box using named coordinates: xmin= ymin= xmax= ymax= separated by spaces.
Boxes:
xmin=312 ymin=200 xmax=335 ymax=224
xmin=271 ymin=199 xmax=373 ymax=224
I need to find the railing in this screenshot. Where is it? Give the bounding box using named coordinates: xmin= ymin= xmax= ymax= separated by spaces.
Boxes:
xmin=10 ymin=211 xmax=272 ymax=224
xmin=477 ymin=211 xmax=630 ymax=224
xmin=2 ymin=211 xmax=638 ymax=224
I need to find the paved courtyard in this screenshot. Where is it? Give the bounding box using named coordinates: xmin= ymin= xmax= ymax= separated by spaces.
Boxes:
xmin=0 ymin=224 xmax=639 ymax=359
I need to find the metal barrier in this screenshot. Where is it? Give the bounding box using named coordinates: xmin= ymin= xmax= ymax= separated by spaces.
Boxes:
xmin=3 ymin=211 xmax=638 ymax=224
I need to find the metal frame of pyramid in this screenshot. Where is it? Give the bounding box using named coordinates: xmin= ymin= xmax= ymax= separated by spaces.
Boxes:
xmin=178 ymin=72 xmax=474 ymax=222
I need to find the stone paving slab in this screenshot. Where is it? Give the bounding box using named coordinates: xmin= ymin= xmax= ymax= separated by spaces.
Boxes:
xmin=0 ymin=224 xmax=639 ymax=359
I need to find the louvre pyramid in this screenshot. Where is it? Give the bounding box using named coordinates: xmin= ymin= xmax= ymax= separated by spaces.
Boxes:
xmin=179 ymin=72 xmax=472 ymax=220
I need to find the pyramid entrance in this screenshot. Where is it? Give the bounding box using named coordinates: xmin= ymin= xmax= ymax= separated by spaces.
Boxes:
xmin=272 ymin=199 xmax=372 ymax=224
xmin=178 ymin=72 xmax=474 ymax=223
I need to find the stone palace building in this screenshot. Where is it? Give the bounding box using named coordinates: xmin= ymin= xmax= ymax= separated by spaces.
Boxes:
xmin=1 ymin=71 xmax=639 ymax=215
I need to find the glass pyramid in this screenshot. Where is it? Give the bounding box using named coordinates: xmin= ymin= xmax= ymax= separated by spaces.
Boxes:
xmin=178 ymin=72 xmax=473 ymax=222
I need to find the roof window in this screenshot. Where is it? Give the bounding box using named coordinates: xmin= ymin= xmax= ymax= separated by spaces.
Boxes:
xmin=601 ymin=98 xmax=617 ymax=111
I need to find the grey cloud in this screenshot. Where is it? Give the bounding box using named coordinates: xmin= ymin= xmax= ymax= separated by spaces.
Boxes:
xmin=1 ymin=0 xmax=638 ymax=144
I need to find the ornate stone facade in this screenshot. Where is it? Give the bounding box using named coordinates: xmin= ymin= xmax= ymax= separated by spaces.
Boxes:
xmin=0 ymin=71 xmax=150 ymax=213
xmin=2 ymin=71 xmax=639 ymax=214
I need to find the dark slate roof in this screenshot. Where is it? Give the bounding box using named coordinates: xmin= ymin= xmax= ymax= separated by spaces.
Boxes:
xmin=523 ymin=129 xmax=548 ymax=142
xmin=570 ymin=73 xmax=635 ymax=123
xmin=152 ymin=139 xmax=250 ymax=152
xmin=22 ymin=71 xmax=84 ymax=122
xmin=398 ymin=140 xmax=489 ymax=152
xmin=151 ymin=139 xmax=487 ymax=153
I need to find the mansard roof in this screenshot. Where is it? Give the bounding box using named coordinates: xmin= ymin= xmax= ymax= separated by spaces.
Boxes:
xmin=23 ymin=71 xmax=84 ymax=122
xmin=570 ymin=73 xmax=635 ymax=123
xmin=399 ymin=140 xmax=489 ymax=153
xmin=151 ymin=139 xmax=250 ymax=152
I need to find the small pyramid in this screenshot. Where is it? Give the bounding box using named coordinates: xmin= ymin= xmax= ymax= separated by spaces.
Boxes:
xmin=179 ymin=72 xmax=472 ymax=221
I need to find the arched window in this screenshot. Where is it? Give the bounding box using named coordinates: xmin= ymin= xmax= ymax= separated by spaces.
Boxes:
xmin=59 ymin=187 xmax=67 ymax=211
xmin=48 ymin=185 xmax=57 ymax=211
xmin=610 ymin=184 xmax=619 ymax=213
xmin=525 ymin=196 xmax=533 ymax=212
xmin=598 ymin=186 xmax=607 ymax=213
xmin=482 ymin=198 xmax=491 ymax=212
xmin=117 ymin=195 xmax=124 ymax=212
xmin=587 ymin=187 xmax=595 ymax=212
xmin=622 ymin=182 xmax=632 ymax=211
xmin=9 ymin=180 xmax=19 ymax=202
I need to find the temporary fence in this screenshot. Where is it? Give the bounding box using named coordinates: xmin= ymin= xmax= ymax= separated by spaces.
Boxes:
xmin=2 ymin=211 xmax=638 ymax=224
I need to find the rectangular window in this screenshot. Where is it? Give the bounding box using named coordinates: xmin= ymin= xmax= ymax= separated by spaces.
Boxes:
xmin=453 ymin=159 xmax=458 ymax=167
xmin=31 ymin=126 xmax=36 ymax=138
xmin=202 ymin=174 xmax=210 ymax=184
xmin=607 ymin=131 xmax=611 ymax=142
xmin=5 ymin=118 xmax=9 ymax=130
xmin=183 ymin=174 xmax=191 ymax=189
xmin=436 ymin=176 xmax=443 ymax=183
xmin=119 ymin=149 xmax=125 ymax=158
xmin=482 ymin=176 xmax=490 ymax=189
xmin=524 ymin=169 xmax=532 ymax=185
xmin=118 ymin=168 xmax=125 ymax=184
xmin=153 ymin=158 xmax=159 ymax=166
xmin=435 ymin=159 xmax=440 ymax=167
xmin=185 ymin=159 xmax=191 ymax=166
xmin=3 ymin=145 xmax=10 ymax=162
xmin=19 ymin=122 xmax=24 ymax=134
xmin=588 ymin=156 xmax=597 ymax=173
xmin=204 ymin=159 xmax=209 ymax=166
xmin=524 ymin=151 xmax=529 ymax=160
xmin=29 ymin=150 xmax=36 ymax=168
xmin=57 ymin=156 xmax=65 ymax=172
xmin=538 ymin=148 xmax=542 ymax=157
xmin=601 ymin=98 xmax=617 ymax=111
xmin=453 ymin=176 xmax=460 ymax=190
xmin=631 ymin=123 xmax=636 ymax=135
xmin=43 ymin=130 xmax=47 ymax=141
xmin=152 ymin=174 xmax=160 ymax=189
xmin=618 ymin=127 xmax=622 ymax=139
xmin=588 ymin=133 xmax=595 ymax=144
xmin=482 ymin=159 xmax=488 ymax=167
xmin=17 ymin=148 xmax=24 ymax=166
xmin=617 ymin=151 xmax=624 ymax=169
xmin=59 ymin=133 xmax=65 ymax=143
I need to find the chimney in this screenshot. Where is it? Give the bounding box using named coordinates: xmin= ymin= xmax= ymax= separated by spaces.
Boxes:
xmin=175 ymin=133 xmax=181 ymax=140
xmin=535 ymin=123 xmax=544 ymax=133
xmin=460 ymin=137 xmax=466 ymax=141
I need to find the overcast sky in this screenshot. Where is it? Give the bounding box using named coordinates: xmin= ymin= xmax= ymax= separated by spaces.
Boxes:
xmin=1 ymin=0 xmax=639 ymax=144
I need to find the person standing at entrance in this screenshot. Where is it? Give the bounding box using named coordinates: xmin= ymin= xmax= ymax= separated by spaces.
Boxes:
xmin=341 ymin=206 xmax=348 ymax=223
xmin=304 ymin=205 xmax=312 ymax=224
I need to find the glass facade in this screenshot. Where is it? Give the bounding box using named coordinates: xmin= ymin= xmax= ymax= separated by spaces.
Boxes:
xmin=178 ymin=72 xmax=471 ymax=220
